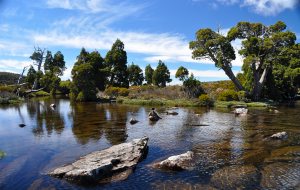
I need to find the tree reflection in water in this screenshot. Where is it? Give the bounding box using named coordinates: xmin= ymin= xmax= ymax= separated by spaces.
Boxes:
xmin=69 ymin=103 xmax=132 ymax=145
xmin=27 ymin=99 xmax=65 ymax=136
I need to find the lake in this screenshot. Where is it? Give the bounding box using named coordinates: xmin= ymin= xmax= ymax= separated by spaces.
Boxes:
xmin=0 ymin=98 xmax=299 ymax=189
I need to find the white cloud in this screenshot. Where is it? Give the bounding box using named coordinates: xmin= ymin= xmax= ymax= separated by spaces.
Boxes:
xmin=61 ymin=66 xmax=72 ymax=81
xmin=243 ymin=0 xmax=299 ymax=15
xmin=0 ymin=59 xmax=32 ymax=71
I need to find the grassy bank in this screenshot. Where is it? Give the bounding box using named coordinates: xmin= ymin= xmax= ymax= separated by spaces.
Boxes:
xmin=214 ymin=101 xmax=270 ymax=108
xmin=0 ymin=91 xmax=23 ymax=105
xmin=117 ymin=97 xmax=271 ymax=108
xmin=117 ymin=97 xmax=203 ymax=107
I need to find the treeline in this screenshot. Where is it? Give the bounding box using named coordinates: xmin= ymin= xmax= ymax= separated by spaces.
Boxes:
xmin=0 ymin=72 xmax=20 ymax=85
xmin=24 ymin=39 xmax=178 ymax=101
xmin=70 ymin=39 xmax=175 ymax=101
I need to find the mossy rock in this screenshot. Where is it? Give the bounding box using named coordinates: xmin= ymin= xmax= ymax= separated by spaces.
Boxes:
xmin=0 ymin=150 xmax=6 ymax=159
xmin=264 ymin=146 xmax=300 ymax=163
xmin=211 ymin=165 xmax=260 ymax=189
xmin=261 ymin=163 xmax=300 ymax=189
xmin=238 ymin=148 xmax=269 ymax=164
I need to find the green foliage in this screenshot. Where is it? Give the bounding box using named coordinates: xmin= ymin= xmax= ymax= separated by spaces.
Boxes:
xmin=104 ymin=87 xmax=129 ymax=97
xmin=127 ymin=63 xmax=144 ymax=86
xmin=105 ymin=39 xmax=128 ymax=87
xmin=145 ymin=64 xmax=154 ymax=84
xmin=198 ymin=94 xmax=213 ymax=106
xmin=190 ymin=21 xmax=300 ymax=101
xmin=58 ymin=80 xmax=71 ymax=95
xmin=183 ymin=74 xmax=204 ymax=98
xmin=152 ymin=60 xmax=172 ymax=87
xmin=0 ymin=85 xmax=15 ymax=92
xmin=71 ymin=48 xmax=105 ymax=101
xmin=76 ymin=91 xmax=85 ymax=102
xmin=26 ymin=66 xmax=36 ymax=86
xmin=0 ymin=91 xmax=21 ymax=104
xmin=0 ymin=72 xmax=20 ymax=85
xmin=217 ymin=89 xmax=239 ymax=101
xmin=175 ymin=66 xmax=189 ymax=81
xmin=237 ymin=91 xmax=247 ymax=101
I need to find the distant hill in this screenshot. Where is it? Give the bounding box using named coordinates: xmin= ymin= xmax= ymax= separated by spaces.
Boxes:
xmin=0 ymin=72 xmax=21 ymax=85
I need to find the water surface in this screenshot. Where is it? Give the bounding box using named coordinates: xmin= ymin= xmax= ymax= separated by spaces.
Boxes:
xmin=0 ymin=99 xmax=299 ymax=189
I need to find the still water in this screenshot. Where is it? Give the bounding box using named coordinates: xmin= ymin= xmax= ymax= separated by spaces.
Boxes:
xmin=0 ymin=98 xmax=299 ymax=189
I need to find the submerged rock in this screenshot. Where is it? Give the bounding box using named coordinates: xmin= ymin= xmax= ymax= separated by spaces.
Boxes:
xmin=270 ymin=131 xmax=288 ymax=139
xmin=264 ymin=146 xmax=300 ymax=163
xmin=152 ymin=151 xmax=194 ymax=171
xmin=166 ymin=111 xmax=178 ymax=115
xmin=261 ymin=163 xmax=300 ymax=189
xmin=152 ymin=180 xmax=216 ymax=190
xmin=49 ymin=137 xmax=149 ymax=184
xmin=210 ymin=165 xmax=260 ymax=189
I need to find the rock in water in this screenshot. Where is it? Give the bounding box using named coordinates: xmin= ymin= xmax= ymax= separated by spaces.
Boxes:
xmin=270 ymin=131 xmax=288 ymax=139
xmin=152 ymin=151 xmax=194 ymax=171
xmin=261 ymin=163 xmax=300 ymax=189
xmin=233 ymin=108 xmax=248 ymax=116
xmin=166 ymin=111 xmax=178 ymax=115
xmin=129 ymin=118 xmax=138 ymax=125
xmin=211 ymin=165 xmax=260 ymax=189
xmin=49 ymin=137 xmax=149 ymax=184
xmin=19 ymin=124 xmax=26 ymax=128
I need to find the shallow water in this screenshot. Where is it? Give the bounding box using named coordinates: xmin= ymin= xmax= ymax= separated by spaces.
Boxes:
xmin=0 ymin=98 xmax=299 ymax=189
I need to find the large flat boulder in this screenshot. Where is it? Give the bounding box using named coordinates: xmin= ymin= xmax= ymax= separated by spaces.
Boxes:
xmin=49 ymin=137 xmax=149 ymax=184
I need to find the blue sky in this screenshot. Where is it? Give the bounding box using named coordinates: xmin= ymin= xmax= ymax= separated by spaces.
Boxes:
xmin=0 ymin=0 xmax=299 ymax=84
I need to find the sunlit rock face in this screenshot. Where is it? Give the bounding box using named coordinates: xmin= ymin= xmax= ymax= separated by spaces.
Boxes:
xmin=49 ymin=137 xmax=149 ymax=184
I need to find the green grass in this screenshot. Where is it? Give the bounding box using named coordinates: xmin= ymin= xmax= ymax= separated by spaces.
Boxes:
xmin=117 ymin=97 xmax=202 ymax=107
xmin=215 ymin=101 xmax=269 ymax=108
xmin=29 ymin=90 xmax=50 ymax=97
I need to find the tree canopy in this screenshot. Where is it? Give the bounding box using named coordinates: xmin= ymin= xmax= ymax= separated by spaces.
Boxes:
xmin=152 ymin=60 xmax=172 ymax=87
xmin=145 ymin=64 xmax=154 ymax=85
xmin=190 ymin=21 xmax=299 ymax=100
xmin=71 ymin=48 xmax=106 ymax=101
xmin=175 ymin=66 xmax=189 ymax=81
xmin=105 ymin=39 xmax=128 ymax=88
xmin=127 ymin=63 xmax=144 ymax=86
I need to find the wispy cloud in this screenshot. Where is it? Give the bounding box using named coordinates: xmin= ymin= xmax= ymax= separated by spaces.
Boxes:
xmin=0 ymin=59 xmax=32 ymax=71
xmin=195 ymin=0 xmax=299 ymax=16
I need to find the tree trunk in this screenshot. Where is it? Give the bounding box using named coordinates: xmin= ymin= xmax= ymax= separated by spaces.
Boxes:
xmin=251 ymin=67 xmax=269 ymax=101
xmin=222 ymin=66 xmax=244 ymax=91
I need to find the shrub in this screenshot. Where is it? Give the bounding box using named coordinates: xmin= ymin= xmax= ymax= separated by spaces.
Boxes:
xmin=199 ymin=94 xmax=213 ymax=106
xmin=0 ymin=85 xmax=15 ymax=92
xmin=58 ymin=80 xmax=71 ymax=95
xmin=76 ymin=91 xmax=85 ymax=102
xmin=217 ymin=89 xmax=239 ymax=101
xmin=237 ymin=91 xmax=246 ymax=101
xmin=104 ymin=87 xmax=129 ymax=97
